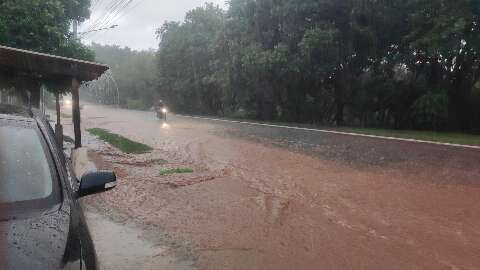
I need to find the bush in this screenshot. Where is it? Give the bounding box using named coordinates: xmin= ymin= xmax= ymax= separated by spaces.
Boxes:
xmin=411 ymin=91 xmax=449 ymax=130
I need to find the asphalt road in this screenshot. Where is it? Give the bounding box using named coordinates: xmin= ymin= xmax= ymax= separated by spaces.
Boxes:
xmin=181 ymin=114 xmax=480 ymax=174
xmin=79 ymin=104 xmax=480 ymax=270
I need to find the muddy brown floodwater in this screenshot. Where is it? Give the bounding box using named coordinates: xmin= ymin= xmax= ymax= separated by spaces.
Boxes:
xmin=81 ymin=207 xmax=195 ymax=270
xmin=72 ymin=104 xmax=480 ymax=270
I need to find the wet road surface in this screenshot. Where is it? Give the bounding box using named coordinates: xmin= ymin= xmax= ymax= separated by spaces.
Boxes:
xmin=78 ymin=104 xmax=480 ymax=270
xmin=83 ymin=207 xmax=195 ymax=270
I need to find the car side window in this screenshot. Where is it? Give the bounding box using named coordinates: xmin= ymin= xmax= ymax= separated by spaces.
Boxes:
xmin=40 ymin=117 xmax=78 ymax=191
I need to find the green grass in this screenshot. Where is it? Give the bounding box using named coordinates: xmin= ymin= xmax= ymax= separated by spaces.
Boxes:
xmin=87 ymin=128 xmax=153 ymax=154
xmin=159 ymin=167 xmax=194 ymax=176
xmin=336 ymin=127 xmax=480 ymax=146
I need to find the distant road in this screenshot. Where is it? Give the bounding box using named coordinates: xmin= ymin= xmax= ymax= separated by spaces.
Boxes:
xmin=178 ymin=114 xmax=480 ymax=150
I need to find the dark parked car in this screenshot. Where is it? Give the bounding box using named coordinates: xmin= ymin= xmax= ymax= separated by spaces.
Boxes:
xmin=0 ymin=104 xmax=116 ymax=269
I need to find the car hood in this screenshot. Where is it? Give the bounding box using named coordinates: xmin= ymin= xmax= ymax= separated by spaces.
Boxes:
xmin=1 ymin=205 xmax=81 ymax=270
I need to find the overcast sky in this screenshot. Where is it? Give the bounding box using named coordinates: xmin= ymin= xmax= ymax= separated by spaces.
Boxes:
xmin=80 ymin=0 xmax=226 ymax=51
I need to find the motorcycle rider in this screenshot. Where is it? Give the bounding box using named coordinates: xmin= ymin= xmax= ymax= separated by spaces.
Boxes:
xmin=154 ymin=99 xmax=167 ymax=120
xmin=154 ymin=99 xmax=165 ymax=112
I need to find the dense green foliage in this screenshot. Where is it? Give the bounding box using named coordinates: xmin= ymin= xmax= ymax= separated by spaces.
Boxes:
xmin=0 ymin=0 xmax=94 ymax=60
xmin=90 ymin=43 xmax=157 ymax=109
xmin=154 ymin=0 xmax=480 ymax=132
xmin=87 ymin=128 xmax=153 ymax=154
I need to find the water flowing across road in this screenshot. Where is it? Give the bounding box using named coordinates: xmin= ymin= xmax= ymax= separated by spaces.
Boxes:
xmin=77 ymin=104 xmax=480 ymax=270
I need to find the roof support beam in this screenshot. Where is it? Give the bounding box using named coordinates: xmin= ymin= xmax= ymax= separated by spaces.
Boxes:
xmin=29 ymin=82 xmax=41 ymax=108
xmin=72 ymin=77 xmax=81 ymax=149
xmin=55 ymin=92 xmax=63 ymax=148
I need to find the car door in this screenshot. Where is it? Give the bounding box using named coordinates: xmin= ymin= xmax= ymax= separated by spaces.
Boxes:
xmin=36 ymin=116 xmax=99 ymax=269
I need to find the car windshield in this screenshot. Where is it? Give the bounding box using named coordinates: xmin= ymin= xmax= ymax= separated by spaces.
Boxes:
xmin=0 ymin=121 xmax=56 ymax=204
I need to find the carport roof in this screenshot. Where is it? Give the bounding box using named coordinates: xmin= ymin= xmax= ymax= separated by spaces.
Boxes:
xmin=0 ymin=44 xmax=109 ymax=82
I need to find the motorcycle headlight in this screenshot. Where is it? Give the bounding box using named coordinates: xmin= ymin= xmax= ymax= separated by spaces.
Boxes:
xmin=162 ymin=108 xmax=168 ymax=113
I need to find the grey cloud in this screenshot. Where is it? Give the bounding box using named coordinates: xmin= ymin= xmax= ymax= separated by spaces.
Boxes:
xmin=81 ymin=0 xmax=226 ymax=50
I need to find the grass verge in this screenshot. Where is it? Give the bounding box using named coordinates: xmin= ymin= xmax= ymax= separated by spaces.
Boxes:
xmin=87 ymin=128 xmax=153 ymax=154
xmin=336 ymin=127 xmax=480 ymax=146
xmin=159 ymin=168 xmax=194 ymax=176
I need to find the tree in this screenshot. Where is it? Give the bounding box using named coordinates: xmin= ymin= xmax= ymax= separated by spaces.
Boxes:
xmin=405 ymin=0 xmax=480 ymax=131
xmin=87 ymin=43 xmax=157 ymax=109
xmin=153 ymin=0 xmax=480 ymax=132
xmin=156 ymin=4 xmax=226 ymax=114
xmin=0 ymin=0 xmax=94 ymax=60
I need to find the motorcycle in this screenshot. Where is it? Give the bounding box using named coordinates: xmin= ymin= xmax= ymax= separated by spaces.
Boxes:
xmin=156 ymin=107 xmax=167 ymax=121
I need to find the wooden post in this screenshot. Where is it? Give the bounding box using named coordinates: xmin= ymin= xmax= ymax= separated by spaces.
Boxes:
xmin=72 ymin=77 xmax=82 ymax=149
xmin=55 ymin=92 xmax=63 ymax=147
xmin=56 ymin=92 xmax=61 ymax=125
xmin=15 ymin=76 xmax=41 ymax=108
xmin=30 ymin=83 xmax=41 ymax=108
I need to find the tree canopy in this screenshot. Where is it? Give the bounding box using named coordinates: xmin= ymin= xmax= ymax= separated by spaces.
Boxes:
xmin=154 ymin=0 xmax=480 ymax=132
xmin=0 ymin=0 xmax=94 ymax=60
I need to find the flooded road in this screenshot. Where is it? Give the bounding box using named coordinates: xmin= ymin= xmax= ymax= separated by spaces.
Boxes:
xmin=78 ymin=104 xmax=480 ymax=270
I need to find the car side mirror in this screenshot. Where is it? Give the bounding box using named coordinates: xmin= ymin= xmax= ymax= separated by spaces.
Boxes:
xmin=78 ymin=171 xmax=117 ymax=198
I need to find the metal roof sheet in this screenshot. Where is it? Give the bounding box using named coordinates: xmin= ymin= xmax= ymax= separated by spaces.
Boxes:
xmin=0 ymin=45 xmax=109 ymax=82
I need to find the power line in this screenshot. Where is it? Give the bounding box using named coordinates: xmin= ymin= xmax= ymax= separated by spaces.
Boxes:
xmin=94 ymin=0 xmax=142 ymax=31
xmin=84 ymin=0 xmax=120 ymax=32
xmin=83 ymin=0 xmax=146 ymax=39
xmin=96 ymin=1 xmax=131 ymax=29
xmin=79 ymin=24 xmax=118 ymax=37
xmin=85 ymin=0 xmax=136 ymax=32
xmin=85 ymin=0 xmax=121 ymax=31
xmin=109 ymin=0 xmax=146 ymax=25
